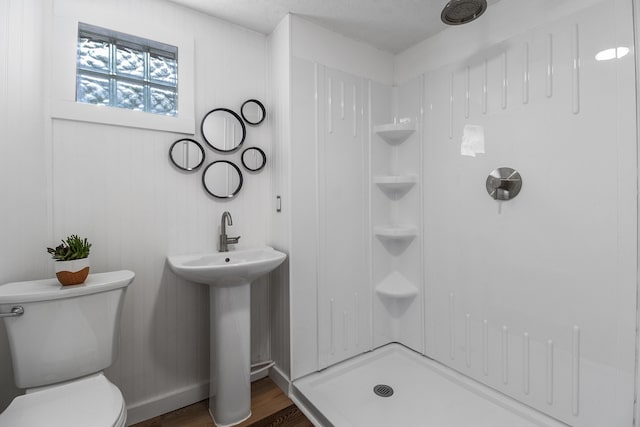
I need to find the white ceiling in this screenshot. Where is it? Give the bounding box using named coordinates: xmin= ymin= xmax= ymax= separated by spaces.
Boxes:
xmin=168 ymin=0 xmax=499 ymax=54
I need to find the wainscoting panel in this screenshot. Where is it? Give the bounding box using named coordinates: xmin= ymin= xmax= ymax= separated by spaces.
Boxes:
xmin=0 ymin=0 xmax=273 ymax=423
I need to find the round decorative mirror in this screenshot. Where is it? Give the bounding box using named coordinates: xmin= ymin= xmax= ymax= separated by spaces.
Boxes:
xmin=169 ymin=138 xmax=205 ymax=171
xmin=202 ymin=160 xmax=243 ymax=199
xmin=201 ymin=108 xmax=246 ymax=153
xmin=241 ymin=147 xmax=266 ymax=172
xmin=240 ymin=99 xmax=266 ymax=126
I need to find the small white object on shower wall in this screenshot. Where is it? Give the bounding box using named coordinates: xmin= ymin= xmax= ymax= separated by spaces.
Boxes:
xmin=460 ymin=124 xmax=485 ymax=157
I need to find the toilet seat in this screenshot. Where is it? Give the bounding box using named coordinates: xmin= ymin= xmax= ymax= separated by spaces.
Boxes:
xmin=0 ymin=373 xmax=126 ymax=427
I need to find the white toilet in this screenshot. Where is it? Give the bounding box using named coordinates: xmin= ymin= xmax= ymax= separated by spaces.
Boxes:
xmin=0 ymin=270 xmax=134 ymax=427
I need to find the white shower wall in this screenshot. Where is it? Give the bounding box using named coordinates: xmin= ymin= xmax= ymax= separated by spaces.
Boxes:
xmin=371 ymin=78 xmax=425 ymax=352
xmin=284 ymin=16 xmax=394 ymax=381
xmin=286 ymin=0 xmax=638 ymax=426
xmin=401 ymin=0 xmax=636 ymax=425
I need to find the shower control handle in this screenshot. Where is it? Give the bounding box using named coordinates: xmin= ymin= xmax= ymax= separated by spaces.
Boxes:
xmin=486 ymin=167 xmax=522 ymax=201
xmin=487 ymin=176 xmax=503 ymax=190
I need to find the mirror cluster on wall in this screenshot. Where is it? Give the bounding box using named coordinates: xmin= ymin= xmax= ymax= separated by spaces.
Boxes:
xmin=169 ymin=99 xmax=266 ymax=199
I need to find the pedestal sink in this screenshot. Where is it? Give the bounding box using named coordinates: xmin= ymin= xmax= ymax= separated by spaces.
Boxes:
xmin=167 ymin=246 xmax=286 ymax=427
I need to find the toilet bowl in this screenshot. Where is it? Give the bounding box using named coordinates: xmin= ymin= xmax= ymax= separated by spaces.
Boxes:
xmin=0 ymin=270 xmax=134 ymax=427
xmin=0 ymin=373 xmax=126 ymax=427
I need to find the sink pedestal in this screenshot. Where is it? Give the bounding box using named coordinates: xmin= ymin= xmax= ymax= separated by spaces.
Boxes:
xmin=166 ymin=247 xmax=287 ymax=427
xmin=209 ymin=282 xmax=251 ymax=426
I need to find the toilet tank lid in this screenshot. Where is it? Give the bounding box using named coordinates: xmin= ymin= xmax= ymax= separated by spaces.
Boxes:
xmin=0 ymin=270 xmax=135 ymax=304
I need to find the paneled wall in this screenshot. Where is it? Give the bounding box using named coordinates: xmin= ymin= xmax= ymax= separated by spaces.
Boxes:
xmin=4 ymin=2 xmax=638 ymax=426
xmin=398 ymin=0 xmax=637 ymax=425
xmin=267 ymin=15 xmax=292 ymax=385
xmin=0 ymin=0 xmax=50 ymax=411
xmin=283 ymin=1 xmax=637 ymax=425
xmin=371 ymin=79 xmax=424 ymax=352
xmin=1 ymin=1 xmax=273 ymax=423
xmin=277 ymin=13 xmax=392 ymax=383
xmin=289 ymin=57 xmax=375 ymax=376
xmin=289 ymin=57 xmax=377 ymax=374
xmin=289 ymin=56 xmax=319 ymax=380
xmin=315 ymin=65 xmax=372 ymax=369
xmin=287 ymin=16 xmax=394 ymax=380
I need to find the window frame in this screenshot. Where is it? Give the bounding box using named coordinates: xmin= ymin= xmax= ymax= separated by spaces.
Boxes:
xmin=50 ymin=6 xmax=195 ymax=134
xmin=76 ymin=23 xmax=179 ymax=116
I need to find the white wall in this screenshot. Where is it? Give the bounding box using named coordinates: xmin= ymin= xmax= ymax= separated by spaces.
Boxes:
xmin=282 ymin=0 xmax=638 ymax=425
xmin=289 ymin=58 xmax=375 ymax=378
xmin=394 ymin=0 xmax=604 ymax=84
xmin=371 ymin=79 xmax=424 ymax=352
xmin=3 ymin=1 xmax=638 ymax=425
xmin=288 ymin=56 xmax=319 ymax=380
xmin=397 ymin=0 xmax=637 ymax=424
xmin=1 ymin=1 xmax=273 ymax=423
xmin=291 ymin=15 xmax=394 ymax=86
xmin=314 ymin=64 xmax=372 ymax=370
xmin=287 ymin=16 xmax=393 ymax=380
xmin=0 ymin=0 xmax=50 ymax=410
xmin=267 ymin=15 xmax=292 ymax=386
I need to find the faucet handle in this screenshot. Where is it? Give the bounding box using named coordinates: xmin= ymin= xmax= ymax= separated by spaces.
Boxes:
xmin=227 ymin=236 xmax=241 ymax=244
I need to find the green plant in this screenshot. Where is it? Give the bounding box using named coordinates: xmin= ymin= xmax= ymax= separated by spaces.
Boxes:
xmin=47 ymin=235 xmax=92 ymax=261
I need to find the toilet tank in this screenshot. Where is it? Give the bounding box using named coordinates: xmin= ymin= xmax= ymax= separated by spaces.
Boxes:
xmin=0 ymin=270 xmax=134 ymax=389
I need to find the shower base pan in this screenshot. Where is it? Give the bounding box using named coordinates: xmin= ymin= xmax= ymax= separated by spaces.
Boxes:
xmin=292 ymin=343 xmax=565 ymax=427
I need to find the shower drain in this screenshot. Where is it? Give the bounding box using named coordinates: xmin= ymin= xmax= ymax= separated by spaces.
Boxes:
xmin=373 ymin=384 xmax=394 ymax=397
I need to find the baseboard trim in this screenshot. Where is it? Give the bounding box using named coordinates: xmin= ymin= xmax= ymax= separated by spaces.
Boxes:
xmin=269 ymin=364 xmax=291 ymax=396
xmin=251 ymin=369 xmax=270 ymax=382
xmin=125 ymin=381 xmax=209 ymax=426
xmin=126 ymin=367 xmax=292 ymax=425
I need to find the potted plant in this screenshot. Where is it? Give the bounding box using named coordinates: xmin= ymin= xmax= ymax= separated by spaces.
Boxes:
xmin=47 ymin=235 xmax=92 ymax=286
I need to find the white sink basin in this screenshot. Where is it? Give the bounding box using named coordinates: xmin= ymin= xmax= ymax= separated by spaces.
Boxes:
xmin=166 ymin=246 xmax=287 ymax=426
xmin=167 ymin=246 xmax=286 ymax=287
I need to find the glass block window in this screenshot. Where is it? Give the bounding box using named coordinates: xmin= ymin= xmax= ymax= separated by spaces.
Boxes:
xmin=76 ymin=23 xmax=178 ymax=116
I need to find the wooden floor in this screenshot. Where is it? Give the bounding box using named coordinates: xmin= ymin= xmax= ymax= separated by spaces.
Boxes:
xmin=131 ymin=377 xmax=313 ymax=427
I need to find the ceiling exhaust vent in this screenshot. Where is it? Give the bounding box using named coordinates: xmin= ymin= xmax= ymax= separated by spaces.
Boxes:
xmin=441 ymin=0 xmax=487 ymax=25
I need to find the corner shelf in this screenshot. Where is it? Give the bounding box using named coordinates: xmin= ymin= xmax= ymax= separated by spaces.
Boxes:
xmin=375 ymin=271 xmax=418 ymax=300
xmin=373 ymin=225 xmax=417 ymax=241
xmin=374 ymin=123 xmax=416 ymax=145
xmin=374 ymin=175 xmax=417 ymax=195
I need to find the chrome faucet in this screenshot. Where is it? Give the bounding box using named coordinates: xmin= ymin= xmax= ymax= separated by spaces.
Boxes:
xmin=219 ymin=211 xmax=240 ymax=252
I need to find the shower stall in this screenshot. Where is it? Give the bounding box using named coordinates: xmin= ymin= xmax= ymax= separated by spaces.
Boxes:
xmin=269 ymin=0 xmax=638 ymax=425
